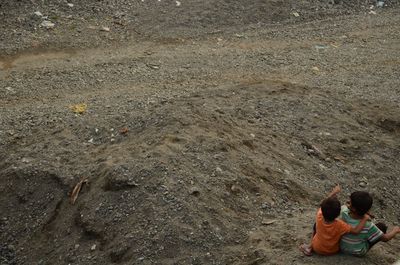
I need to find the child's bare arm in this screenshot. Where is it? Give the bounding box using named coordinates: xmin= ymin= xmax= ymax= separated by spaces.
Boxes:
xmin=349 ymin=214 xmax=369 ymax=234
xmin=381 ymin=226 xmax=400 ymax=242
xmin=327 ymin=185 xmax=341 ymax=199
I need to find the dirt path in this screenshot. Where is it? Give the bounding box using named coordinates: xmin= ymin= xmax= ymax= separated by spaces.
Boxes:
xmin=1 ymin=4 xmax=400 ymax=265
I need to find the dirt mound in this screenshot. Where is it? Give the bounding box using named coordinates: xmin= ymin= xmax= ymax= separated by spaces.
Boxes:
xmin=1 ymin=1 xmax=400 ymax=264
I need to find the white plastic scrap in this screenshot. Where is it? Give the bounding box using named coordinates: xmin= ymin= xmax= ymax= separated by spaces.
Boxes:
xmin=67 ymin=3 xmax=74 ymax=7
xmin=40 ymin=20 xmax=55 ymax=29
xmin=176 ymin=1 xmax=181 ymax=6
xmin=34 ymin=11 xmax=43 ymax=17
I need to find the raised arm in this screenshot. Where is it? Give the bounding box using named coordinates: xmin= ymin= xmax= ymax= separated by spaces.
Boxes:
xmin=327 ymin=185 xmax=341 ymax=199
xmin=349 ymin=214 xmax=370 ymax=234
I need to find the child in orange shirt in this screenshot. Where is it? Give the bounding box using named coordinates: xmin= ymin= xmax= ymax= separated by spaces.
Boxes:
xmin=300 ymin=185 xmax=369 ymax=256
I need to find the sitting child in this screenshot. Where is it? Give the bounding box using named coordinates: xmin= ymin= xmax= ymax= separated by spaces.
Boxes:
xmin=340 ymin=191 xmax=400 ymax=256
xmin=300 ymin=185 xmax=369 ymax=256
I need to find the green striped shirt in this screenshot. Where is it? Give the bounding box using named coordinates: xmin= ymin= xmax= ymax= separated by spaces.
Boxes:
xmin=339 ymin=206 xmax=383 ymax=256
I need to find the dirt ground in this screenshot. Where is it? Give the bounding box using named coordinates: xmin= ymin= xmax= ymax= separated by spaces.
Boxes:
xmin=1 ymin=0 xmax=400 ymax=264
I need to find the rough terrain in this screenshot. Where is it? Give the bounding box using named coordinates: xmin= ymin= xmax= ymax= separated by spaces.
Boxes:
xmin=1 ymin=0 xmax=400 ymax=264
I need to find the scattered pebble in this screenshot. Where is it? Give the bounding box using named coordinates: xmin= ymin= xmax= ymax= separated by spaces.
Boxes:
xmin=261 ymin=219 xmax=277 ymax=226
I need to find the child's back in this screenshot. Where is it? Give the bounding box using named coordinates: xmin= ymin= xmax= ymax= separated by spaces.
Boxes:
xmin=312 ymin=199 xmax=353 ymax=255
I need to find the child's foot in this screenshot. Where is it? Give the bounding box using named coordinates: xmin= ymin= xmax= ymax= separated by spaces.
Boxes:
xmin=299 ymin=243 xmax=312 ymax=256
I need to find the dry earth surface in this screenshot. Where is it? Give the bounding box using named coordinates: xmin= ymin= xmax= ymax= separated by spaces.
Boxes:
xmin=1 ymin=0 xmax=400 ymax=264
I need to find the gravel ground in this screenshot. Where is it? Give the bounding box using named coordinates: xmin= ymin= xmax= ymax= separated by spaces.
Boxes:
xmin=1 ymin=1 xmax=400 ymax=264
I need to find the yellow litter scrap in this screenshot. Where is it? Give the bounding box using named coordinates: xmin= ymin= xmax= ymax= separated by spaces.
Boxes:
xmin=70 ymin=103 xmax=87 ymax=114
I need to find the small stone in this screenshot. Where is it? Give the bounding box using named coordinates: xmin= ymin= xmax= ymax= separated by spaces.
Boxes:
xmin=101 ymin=26 xmax=110 ymax=32
xmin=74 ymin=244 xmax=80 ymax=249
xmin=261 ymin=219 xmax=276 ymax=225
xmin=34 ymin=11 xmax=43 ymax=17
xmin=359 ymin=181 xmax=367 ymax=188
xmin=190 ymin=187 xmax=200 ymax=196
xmin=67 ymin=3 xmax=74 ymax=7
xmin=230 ymin=185 xmax=240 ymax=194
xmin=292 ymin=12 xmax=300 ymax=17
xmin=176 ymin=1 xmax=181 ymax=6
xmin=91 ymin=244 xmax=96 ymax=251
xmin=216 ymin=167 xmax=222 ymax=173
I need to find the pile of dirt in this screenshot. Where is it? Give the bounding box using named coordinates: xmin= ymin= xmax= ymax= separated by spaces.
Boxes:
xmin=1 ymin=1 xmax=400 ymax=264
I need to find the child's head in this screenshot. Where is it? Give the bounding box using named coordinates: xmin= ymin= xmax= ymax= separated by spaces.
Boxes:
xmin=350 ymin=191 xmax=373 ymax=216
xmin=321 ymin=197 xmax=341 ymax=222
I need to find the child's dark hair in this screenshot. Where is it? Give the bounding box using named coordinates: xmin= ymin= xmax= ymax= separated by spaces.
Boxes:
xmin=350 ymin=191 xmax=373 ymax=216
xmin=321 ymin=197 xmax=341 ymax=221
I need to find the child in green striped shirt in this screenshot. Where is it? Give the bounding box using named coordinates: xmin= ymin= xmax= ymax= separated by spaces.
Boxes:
xmin=340 ymin=191 xmax=400 ymax=256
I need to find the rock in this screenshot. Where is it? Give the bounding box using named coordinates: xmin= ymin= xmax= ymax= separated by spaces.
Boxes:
xmin=359 ymin=181 xmax=367 ymax=188
xmin=189 ymin=187 xmax=200 ymax=196
xmin=230 ymin=185 xmax=241 ymax=194
xmin=40 ymin=20 xmax=55 ymax=29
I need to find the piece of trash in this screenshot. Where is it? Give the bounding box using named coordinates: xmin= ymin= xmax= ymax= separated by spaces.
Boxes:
xmin=250 ymin=133 xmax=255 ymax=138
xmin=70 ymin=178 xmax=88 ymax=204
xmin=70 ymin=103 xmax=87 ymax=114
xmin=315 ymin=44 xmax=328 ymax=50
xmin=312 ymin=66 xmax=320 ymax=72
xmin=5 ymin=87 xmax=15 ymax=92
xmin=292 ymin=12 xmax=300 ymax=17
xmin=101 ymin=26 xmax=110 ymax=32
xmin=147 ymin=64 xmax=160 ymax=70
xmin=88 ymin=138 xmax=94 ymax=144
xmin=40 ymin=20 xmax=55 ymax=29
xmin=176 ymin=1 xmax=181 ymax=6
xmin=34 ymin=11 xmax=43 ymax=17
xmin=235 ymin=33 xmax=245 ymax=38
xmin=119 ymin=127 xmax=129 ymax=135
xmin=377 ymin=1 xmax=384 ymax=7
xmin=91 ymin=244 xmax=96 ymax=251
xmin=369 ymin=10 xmax=377 ymax=15
xmin=262 ymin=219 xmax=277 ymax=226
xmin=67 ymin=3 xmax=74 ymax=7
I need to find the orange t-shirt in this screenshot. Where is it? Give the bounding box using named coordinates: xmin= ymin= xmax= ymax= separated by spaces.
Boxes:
xmin=312 ymin=208 xmax=352 ymax=255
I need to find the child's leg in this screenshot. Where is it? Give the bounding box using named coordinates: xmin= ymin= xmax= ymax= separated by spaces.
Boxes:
xmin=368 ymin=222 xmax=387 ymax=249
xmin=376 ymin=222 xmax=388 ymax=233
xmin=300 ymin=223 xmax=315 ymax=256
